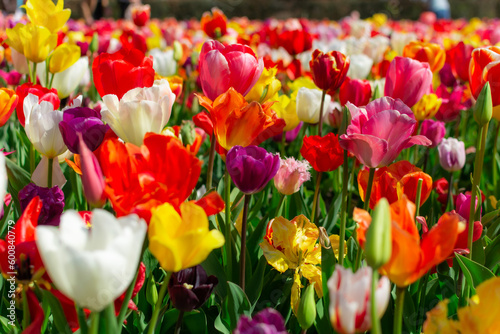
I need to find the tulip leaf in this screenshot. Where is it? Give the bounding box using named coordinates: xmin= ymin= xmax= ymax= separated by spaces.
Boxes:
xmin=485 ymin=234 xmax=500 ymax=269
xmin=247 ymin=256 xmax=267 ymax=305
xmin=159 ymin=309 xmax=207 ymax=334
xmin=454 ymin=253 xmax=495 ymax=293
xmin=315 ymin=293 xmax=333 ymax=334
xmin=41 ymin=290 xmax=73 ymax=334
xmin=324 ymin=191 xmax=342 ymax=234
xmin=482 ymin=208 xmax=500 ymax=226
xmin=246 ymin=214 xmax=269 ymax=261
xmin=202 ymin=251 xmax=228 ymax=299
xmin=214 ymin=311 xmax=231 ymax=334
xmin=223 ymin=282 xmax=251 ymax=330
xmin=5 ymin=157 xmax=31 ymax=214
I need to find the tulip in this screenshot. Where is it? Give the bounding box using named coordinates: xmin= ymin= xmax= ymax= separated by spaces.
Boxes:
xmin=6 ymin=23 xmax=58 ymax=64
xmin=226 ymin=145 xmax=280 ymax=195
xmin=412 ymin=93 xmax=442 ymax=121
xmin=309 ymin=49 xmax=350 ymax=93
xmin=36 ymin=209 xmax=147 ymax=312
xmin=15 ymin=83 xmax=59 ymax=126
xmin=384 ymin=56 xmax=433 ymax=108
xmin=245 ymin=67 xmax=281 ymax=103
xmin=148 ymin=202 xmax=225 ymax=272
xmin=92 ymin=47 xmax=155 ymax=100
xmin=234 ymin=308 xmax=287 ymax=334
xmin=277 ymin=28 xmax=313 ymax=56
xmin=403 ymin=41 xmax=446 ymax=73
xmin=301 ymin=133 xmax=344 ymax=172
xmin=469 ymin=46 xmax=500 ymax=106
xmin=474 ymin=82 xmax=492 ymax=126
xmin=339 ymin=77 xmax=372 ymax=107
xmin=346 ymin=54 xmax=373 ymax=80
xmin=271 ymin=93 xmax=300 ymax=131
xmin=79 ymin=136 xmax=105 ymax=208
xmin=328 ymin=265 xmax=390 ymax=334
xmin=0 ymin=88 xmax=18 ymax=128
xmin=131 ymin=4 xmax=151 ymax=27
xmin=339 ymin=97 xmax=431 ymax=168
xmin=273 ymin=157 xmax=311 ymax=195
xmin=19 ymin=183 xmax=64 ymax=226
xmin=38 ymin=57 xmax=89 ymax=99
xmin=364 ymin=199 xmax=392 ymax=269
xmin=390 ymin=32 xmax=417 ymax=56
xmin=438 ymin=138 xmax=466 ymax=172
xmin=168 ymin=265 xmax=218 ymax=312
xmin=435 ymin=84 xmax=468 ymax=122
xmin=448 ymin=41 xmax=473 ymax=83
xmin=0 ymin=155 xmax=6 ymax=219
xmin=198 ymin=41 xmax=264 ymax=101
xmin=22 ymin=0 xmax=70 ymax=33
xmin=48 ymin=43 xmax=80 ymax=74
xmin=420 ymin=119 xmax=446 ymax=148
xmin=101 ymin=79 xmax=176 ymax=146
xmin=452 ymin=193 xmax=483 ymax=253
xmin=149 ymin=48 xmax=177 ymax=77
xmin=297 ymin=283 xmax=316 ymax=330
xmin=200 ymin=7 xmax=227 ymax=39
xmin=296 ymin=87 xmax=332 ymax=124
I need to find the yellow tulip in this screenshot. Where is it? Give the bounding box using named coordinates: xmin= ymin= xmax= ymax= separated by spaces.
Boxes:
xmin=6 ymin=23 xmax=57 ymax=63
xmin=245 ymin=67 xmax=282 ymax=103
xmin=271 ymin=93 xmax=300 ymax=131
xmin=148 ymin=202 xmax=225 ymax=273
xmin=412 ymin=93 xmax=442 ymax=121
xmin=22 ymin=0 xmax=71 ymax=33
xmin=49 ymin=43 xmax=80 ymax=73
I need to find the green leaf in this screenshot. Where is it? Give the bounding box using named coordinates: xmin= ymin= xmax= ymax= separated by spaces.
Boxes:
xmin=202 ymin=250 xmax=228 ymax=299
xmin=40 ymin=290 xmax=73 ymax=334
xmin=454 ymin=253 xmax=495 ymax=293
xmin=223 ymin=282 xmax=251 ymax=330
xmin=481 ymin=209 xmax=500 ymax=226
xmin=214 ymin=311 xmax=230 ymax=334
xmin=485 ymin=234 xmax=500 ymax=269
xmin=247 ymin=256 xmax=267 ymax=305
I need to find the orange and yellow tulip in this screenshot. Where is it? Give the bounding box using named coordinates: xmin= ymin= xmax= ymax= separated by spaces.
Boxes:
xmin=403 ymin=41 xmax=446 ymax=73
xmin=0 ymin=88 xmax=18 ymax=127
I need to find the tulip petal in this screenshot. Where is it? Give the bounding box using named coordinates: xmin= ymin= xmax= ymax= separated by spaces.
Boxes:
xmin=339 ymin=133 xmax=388 ymax=168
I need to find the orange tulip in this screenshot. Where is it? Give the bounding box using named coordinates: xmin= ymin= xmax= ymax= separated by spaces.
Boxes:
xmin=197 ymin=88 xmax=286 ymax=155
xmin=358 ymin=160 xmax=432 ymax=210
xmin=201 ymin=7 xmax=227 ymax=39
xmin=355 ymin=196 xmax=462 ymax=287
xmin=403 ymin=41 xmax=446 ymax=73
xmin=0 ymin=88 xmax=18 ymax=127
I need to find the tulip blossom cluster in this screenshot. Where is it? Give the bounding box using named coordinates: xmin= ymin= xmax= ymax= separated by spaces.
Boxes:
xmin=1 ymin=1 xmax=500 ymax=333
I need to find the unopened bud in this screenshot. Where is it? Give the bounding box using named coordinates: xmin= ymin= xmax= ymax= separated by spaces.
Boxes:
xmin=365 ymin=198 xmax=392 ymax=269
xmin=474 ymin=82 xmax=492 ymax=126
xmin=297 ymin=283 xmax=316 ymax=330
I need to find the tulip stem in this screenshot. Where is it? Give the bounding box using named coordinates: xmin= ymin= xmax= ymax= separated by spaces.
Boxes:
xmin=363 ymin=168 xmax=376 ymax=211
xmin=206 ymin=131 xmax=216 ymax=189
xmin=311 ymin=171 xmax=323 ymax=225
xmin=275 ymin=193 xmax=286 ymax=218
xmin=48 ymin=158 xmax=53 ymax=188
xmin=415 ymin=178 xmax=423 ymax=218
xmin=76 ymin=306 xmax=88 ymax=334
xmin=493 ymin=120 xmax=500 ymax=188
xmin=240 ymin=194 xmax=251 ymax=291
xmin=148 ymin=271 xmax=172 ymax=334
xmin=30 ymin=144 xmax=35 ymax=174
xmin=280 ymin=131 xmax=286 ymax=156
xmin=21 ymin=286 xmax=30 ymax=330
xmin=370 ymin=270 xmax=382 ymax=334
xmin=394 ymin=286 xmax=406 ymax=334
xmin=339 ymin=151 xmax=349 ymax=266
xmin=89 ymin=312 xmax=100 ymax=334
xmin=224 ymin=171 xmax=233 ymax=280
xmin=48 ymin=73 xmax=55 ymax=90
xmin=446 ymin=172 xmax=454 ymax=212
xmin=318 ymin=90 xmax=326 ymax=136
xmin=30 ymin=62 xmax=37 ymax=84
xmin=174 ymin=311 xmax=184 ymax=334
xmin=117 ymin=271 xmax=139 ymax=327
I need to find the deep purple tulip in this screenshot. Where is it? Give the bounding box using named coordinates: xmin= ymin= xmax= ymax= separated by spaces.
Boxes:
xmin=226 ymin=145 xmax=280 ymax=195
xmin=59 ymin=107 xmax=109 ymax=154
xmin=420 ymin=119 xmax=445 ymax=148
xmin=19 ymin=183 xmax=64 ymax=226
xmin=168 ymin=265 xmax=218 ymax=312
xmin=234 ymin=308 xmax=287 ymax=334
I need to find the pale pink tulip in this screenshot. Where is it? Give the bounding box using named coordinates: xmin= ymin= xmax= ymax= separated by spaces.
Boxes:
xmin=339 ymin=97 xmax=431 ymax=168
xmin=384 ymin=56 xmax=433 ymax=108
xmin=273 ymin=157 xmax=311 ymax=195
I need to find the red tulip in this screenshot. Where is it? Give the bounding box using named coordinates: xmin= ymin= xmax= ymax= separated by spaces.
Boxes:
xmin=277 ymin=29 xmax=313 ymax=56
xmin=15 ymin=83 xmax=59 ymax=126
xmin=339 ymin=77 xmax=372 ymax=106
xmin=309 ymin=49 xmax=350 ymax=93
xmin=201 ymin=7 xmax=227 ymax=39
xmin=131 ymin=4 xmax=150 ymax=27
xmin=92 ymin=46 xmax=155 ymax=100
xmin=447 ymin=41 xmax=473 ymax=83
xmin=300 ymin=133 xmax=344 ymax=172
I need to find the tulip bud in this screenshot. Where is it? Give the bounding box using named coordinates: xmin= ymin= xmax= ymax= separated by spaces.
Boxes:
xmin=78 ymin=135 xmax=105 ymax=208
xmin=89 ymin=33 xmax=98 ymax=54
xmin=173 ymin=41 xmax=183 ymax=62
xmin=180 ymin=120 xmax=196 ymax=146
xmin=474 ymin=82 xmax=492 ymax=126
xmin=297 ymin=283 xmax=316 ymax=330
xmin=146 ymin=273 xmax=158 ymax=306
xmin=365 ymin=198 xmax=392 ymax=269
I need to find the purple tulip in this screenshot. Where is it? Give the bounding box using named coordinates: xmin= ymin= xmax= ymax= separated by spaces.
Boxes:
xmin=226 ymin=145 xmax=280 ymax=195
xmin=420 ymin=119 xmax=445 ymax=148
xmin=168 ymin=265 xmax=218 ymax=312
xmin=234 ymin=308 xmax=287 ymax=334
xmin=438 ymin=138 xmax=466 ymax=172
xmin=59 ymin=107 xmax=109 ymax=154
xmin=19 ymin=183 xmax=64 ymax=226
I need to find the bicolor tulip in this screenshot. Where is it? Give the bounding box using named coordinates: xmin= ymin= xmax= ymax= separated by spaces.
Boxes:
xmin=438 ymin=138 xmax=466 ymax=172
xmin=420 ymin=119 xmax=446 ymax=147
xmin=412 ymin=93 xmax=442 ymax=121
xmin=296 ymin=87 xmax=331 ymax=124
xmin=148 ymin=202 xmax=225 ymax=272
xmin=355 ymin=197 xmax=462 ymax=286
xmin=36 ymin=209 xmax=147 ymax=312
xmin=15 ymin=83 xmax=59 ymax=126
xmin=403 ymin=41 xmax=446 ymax=72
xmin=384 ymin=56 xmax=433 ymax=108
xmin=358 ymin=160 xmax=433 ymax=209
xmin=245 ymin=67 xmax=281 ymax=103
xmin=328 ymin=265 xmax=390 ymax=334
xmin=339 ymin=97 xmax=431 ymax=168
xmin=470 ymin=46 xmax=500 ymax=106
xmin=226 ymin=145 xmax=280 ymax=195
xmin=200 ymin=7 xmax=227 ymax=39
xmin=92 ymin=47 xmax=155 ymax=100
xmin=101 ymin=79 xmax=176 ymax=146
xmin=6 ymin=23 xmax=58 ymax=64
xmin=22 ymin=0 xmax=70 ymax=33
xmin=48 ymin=43 xmax=81 ymax=74
xmin=198 ymin=41 xmax=263 ymax=101
xmin=309 ymin=49 xmax=350 ymax=93
xmin=301 ymin=133 xmax=344 ymax=172
xmin=131 ymin=4 xmax=151 ymax=27
xmin=339 ymin=77 xmax=372 ymax=107
xmin=273 ymin=157 xmax=311 ymax=195
xmin=0 ymin=88 xmax=18 ymax=128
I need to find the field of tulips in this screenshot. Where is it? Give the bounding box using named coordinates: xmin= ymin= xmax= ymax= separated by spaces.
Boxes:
xmin=1 ymin=0 xmax=500 ymax=333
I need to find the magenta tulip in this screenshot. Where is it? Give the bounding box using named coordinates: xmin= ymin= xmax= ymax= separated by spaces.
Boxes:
xmin=384 ymin=56 xmax=433 ymax=108
xmin=198 ymin=40 xmax=264 ymax=101
xmin=339 ymin=97 xmax=432 ymax=168
xmin=78 ymin=135 xmax=105 ymax=207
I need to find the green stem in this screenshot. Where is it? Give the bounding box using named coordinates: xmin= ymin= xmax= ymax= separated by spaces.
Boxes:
xmin=493 ymin=120 xmax=500 ymax=188
xmin=394 ymin=286 xmax=406 ymax=334
xmin=363 ymin=168 xmax=376 ymax=211
xmin=45 ymin=60 xmax=49 ymax=88
xmin=47 ymin=158 xmax=53 ymax=188
xmin=117 ymin=271 xmax=138 ymax=327
xmin=48 ymin=73 xmax=55 ymax=90
xmin=147 ymin=271 xmax=173 ymax=334
xmin=274 ymin=193 xmax=286 ymax=218
xmin=415 ymin=178 xmax=423 ymax=218
xmin=280 ymin=131 xmax=286 ymax=157
xmin=30 ymin=62 xmax=37 ymax=84
xmin=89 ymin=311 xmax=100 ymax=334
xmin=174 ymin=311 xmax=184 ymax=334
xmin=370 ymin=270 xmax=382 ymax=334
xmin=446 ymin=172 xmax=454 ymax=212
xmin=76 ymin=306 xmax=88 ymax=334
xmin=339 ymin=151 xmax=349 ymax=266
xmin=30 ymin=144 xmax=35 ymax=174
xmin=22 ymin=287 xmax=30 ymax=330
xmin=103 ymin=303 xmax=118 ymax=333
xmin=239 ymin=194 xmax=251 ymax=290
xmin=318 ymin=90 xmax=326 ymax=136
xmin=206 ymin=131 xmax=216 ymax=190
xmin=311 ymin=171 xmax=323 ymax=225
xmin=417 ymin=273 xmax=429 ymax=333
xmin=224 ymin=171 xmax=233 ymax=279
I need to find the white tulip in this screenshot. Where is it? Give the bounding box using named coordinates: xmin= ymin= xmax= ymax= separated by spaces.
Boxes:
xmin=150 ymin=48 xmax=177 ymax=77
xmin=36 ymin=209 xmax=147 ymax=312
xmin=37 ymin=57 xmax=89 ymax=98
xmin=347 ymin=54 xmax=373 ymax=80
xmin=391 ymin=32 xmax=418 ymax=56
xmin=296 ymin=87 xmax=331 ymax=124
xmin=101 ymin=79 xmax=176 ymax=146
xmin=363 ymin=36 xmax=390 ymax=64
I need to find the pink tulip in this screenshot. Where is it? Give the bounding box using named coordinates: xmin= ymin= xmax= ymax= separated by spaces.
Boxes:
xmin=273 ymin=157 xmax=311 ymax=195
xmin=339 ymin=97 xmax=432 ymax=168
xmin=384 ymin=56 xmax=433 ymax=108
xmin=198 ymin=40 xmax=264 ymax=101
xmin=79 ymin=135 xmax=105 ymax=207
